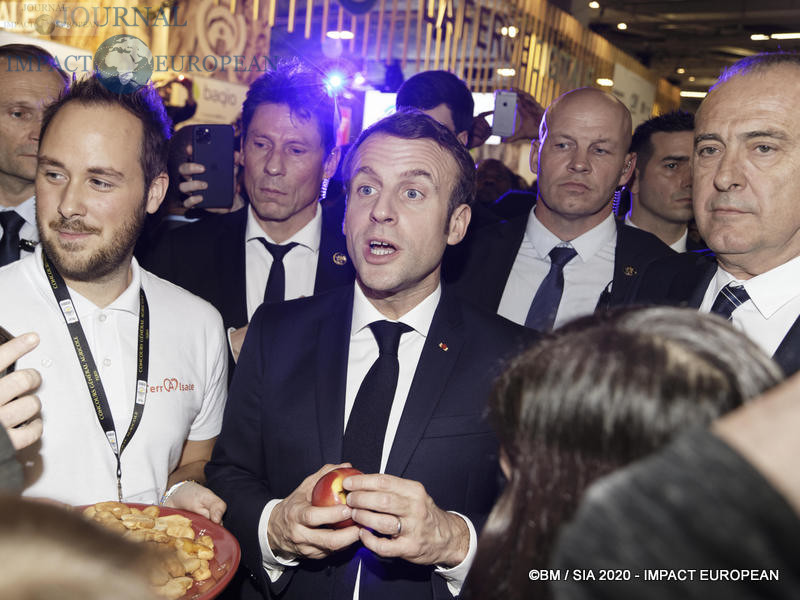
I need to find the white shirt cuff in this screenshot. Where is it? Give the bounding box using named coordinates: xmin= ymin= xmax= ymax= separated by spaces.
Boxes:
xmin=433 ymin=511 xmax=477 ymax=597
xmin=258 ymin=498 xmax=300 ymax=582
xmin=226 ymin=326 xmax=237 ymax=356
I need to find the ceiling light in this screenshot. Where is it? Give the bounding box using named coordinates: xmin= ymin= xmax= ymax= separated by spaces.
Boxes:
xmin=771 ymin=32 xmax=800 ymax=40
xmin=750 ymin=34 xmax=770 ymax=41
xmin=596 ymin=78 xmax=614 ymax=87
xmin=508 ymin=26 xmax=518 ymax=38
xmin=326 ymin=30 xmax=354 ymax=40
xmin=689 ymin=76 xmax=696 ymax=82
xmin=588 ymin=1 xmax=600 ymax=8
xmin=617 ymin=22 xmax=627 ymax=30
xmin=676 ymin=67 xmax=686 ymax=74
xmin=680 ymin=91 xmax=707 ymax=98
xmin=497 ymin=68 xmax=516 ymax=77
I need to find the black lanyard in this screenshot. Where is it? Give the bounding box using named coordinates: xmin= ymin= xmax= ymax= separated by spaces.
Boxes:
xmin=42 ymin=251 xmax=150 ymax=501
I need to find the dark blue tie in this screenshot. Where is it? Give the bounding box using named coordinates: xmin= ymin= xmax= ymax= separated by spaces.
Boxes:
xmin=710 ymin=283 xmax=751 ymax=320
xmin=342 ymin=320 xmax=412 ymax=475
xmin=258 ymin=239 xmax=298 ymax=304
xmin=524 ymin=246 xmax=578 ymax=331
xmin=0 ymin=211 xmax=25 ymax=267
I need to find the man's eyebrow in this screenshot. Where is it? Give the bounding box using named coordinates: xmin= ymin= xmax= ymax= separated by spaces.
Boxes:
xmin=38 ymin=156 xmax=125 ymax=180
xmin=694 ymin=133 xmax=722 ymax=146
xmin=400 ymin=168 xmax=434 ymax=181
xmin=661 ymin=155 xmax=690 ymax=162
xmin=743 ymin=129 xmax=789 ymax=141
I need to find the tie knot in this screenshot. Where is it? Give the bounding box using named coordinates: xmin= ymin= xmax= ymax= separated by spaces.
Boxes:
xmin=0 ymin=210 xmax=25 ymax=234
xmin=259 ymin=239 xmax=298 ymax=261
xmin=722 ymin=283 xmax=750 ymax=304
xmin=548 ymin=245 xmax=577 ymax=267
xmin=369 ymin=321 xmax=412 ymax=356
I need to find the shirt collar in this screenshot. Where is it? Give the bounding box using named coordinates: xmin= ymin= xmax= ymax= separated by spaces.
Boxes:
xmin=245 ymin=202 xmax=322 ymax=252
xmin=528 ymin=208 xmax=617 ymax=262
xmin=34 ymin=245 xmax=142 ymax=316
xmin=626 ymin=215 xmax=688 ymax=253
xmin=351 ymin=281 xmax=441 ymax=338
xmin=716 ymin=254 xmax=800 ymax=319
xmin=0 ymin=195 xmax=36 ymax=229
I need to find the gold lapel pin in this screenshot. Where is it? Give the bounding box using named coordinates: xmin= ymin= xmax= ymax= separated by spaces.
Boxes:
xmin=333 ymin=252 xmax=347 ymax=266
xmin=623 ymin=266 xmax=637 ymax=276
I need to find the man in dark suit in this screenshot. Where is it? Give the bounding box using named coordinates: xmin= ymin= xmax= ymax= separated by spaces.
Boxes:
xmin=145 ymin=61 xmax=354 ymax=360
xmin=631 ymin=52 xmax=800 ymax=376
xmin=206 ymin=111 xmax=532 ymax=600
xmin=448 ymin=87 xmax=673 ymax=329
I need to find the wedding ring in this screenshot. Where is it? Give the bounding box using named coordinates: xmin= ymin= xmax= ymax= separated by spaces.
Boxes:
xmin=394 ymin=518 xmax=402 ymax=538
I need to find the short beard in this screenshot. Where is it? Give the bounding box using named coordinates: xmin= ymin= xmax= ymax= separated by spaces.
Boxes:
xmin=39 ymin=206 xmax=146 ymax=283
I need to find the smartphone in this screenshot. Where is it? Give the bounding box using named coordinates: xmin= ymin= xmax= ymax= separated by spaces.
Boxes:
xmin=492 ymin=90 xmax=518 ymax=138
xmin=191 ymin=124 xmax=235 ymax=209
xmin=0 ymin=326 xmax=15 ymax=376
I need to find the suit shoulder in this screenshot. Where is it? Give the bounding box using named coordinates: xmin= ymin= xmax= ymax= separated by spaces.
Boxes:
xmin=457 ymin=295 xmax=538 ymax=346
xmin=617 ymin=223 xmax=675 ymax=259
xmin=249 ymin=286 xmax=351 ymax=330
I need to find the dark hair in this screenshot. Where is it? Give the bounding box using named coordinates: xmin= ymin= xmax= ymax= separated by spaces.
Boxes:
xmin=629 ymin=110 xmax=694 ymax=169
xmin=342 ymin=110 xmax=476 ymax=217
xmin=241 ymin=58 xmax=336 ymax=155
xmin=714 ymin=51 xmax=800 ymax=88
xmin=0 ymin=44 xmax=69 ymax=86
xmin=396 ymin=70 xmax=474 ymax=135
xmin=464 ymin=307 xmax=783 ymax=600
xmin=39 ymin=74 xmax=171 ymax=191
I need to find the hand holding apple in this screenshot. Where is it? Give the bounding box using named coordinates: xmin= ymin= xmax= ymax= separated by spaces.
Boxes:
xmin=311 ymin=467 xmax=363 ymax=528
xmin=267 ymin=463 xmax=361 ymax=561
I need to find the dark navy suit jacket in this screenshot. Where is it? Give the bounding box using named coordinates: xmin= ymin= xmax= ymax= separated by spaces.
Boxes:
xmin=445 ymin=195 xmax=675 ymax=314
xmin=143 ymin=204 xmax=355 ymax=331
xmin=205 ymin=286 xmax=534 ymax=600
xmin=629 ymin=251 xmax=800 ymax=376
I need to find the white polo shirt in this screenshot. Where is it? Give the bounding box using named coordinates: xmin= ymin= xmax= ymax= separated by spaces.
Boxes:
xmin=0 ymin=247 xmax=228 ymax=505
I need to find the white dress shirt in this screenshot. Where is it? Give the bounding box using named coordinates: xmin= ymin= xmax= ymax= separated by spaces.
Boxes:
xmin=624 ymin=215 xmax=687 ymax=253
xmin=498 ymin=209 xmax=617 ymax=328
xmin=257 ymin=283 xmax=476 ymax=597
xmin=0 ymin=196 xmax=38 ymax=260
xmin=244 ymin=203 xmax=322 ymax=319
xmin=699 ymin=256 xmax=800 ymax=357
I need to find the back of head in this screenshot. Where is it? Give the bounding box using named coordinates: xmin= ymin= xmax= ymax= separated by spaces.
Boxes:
xmin=241 ymin=58 xmax=336 ymax=155
xmin=0 ymin=44 xmax=69 ymax=86
xmin=0 ymin=495 xmax=157 ymax=600
xmin=465 ymin=307 xmax=783 ymax=600
xmin=396 ymin=70 xmax=474 ymax=135
xmin=39 ymin=74 xmax=171 ymax=190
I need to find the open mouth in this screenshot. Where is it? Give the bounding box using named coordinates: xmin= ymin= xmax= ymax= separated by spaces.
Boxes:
xmin=369 ymin=240 xmax=396 ymax=256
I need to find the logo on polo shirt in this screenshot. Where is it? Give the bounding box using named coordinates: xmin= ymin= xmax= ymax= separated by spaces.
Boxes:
xmin=150 ymin=378 xmax=195 ymax=393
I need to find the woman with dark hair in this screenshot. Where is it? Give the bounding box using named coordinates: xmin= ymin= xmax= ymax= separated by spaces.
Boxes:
xmin=462 ymin=307 xmax=784 ymax=600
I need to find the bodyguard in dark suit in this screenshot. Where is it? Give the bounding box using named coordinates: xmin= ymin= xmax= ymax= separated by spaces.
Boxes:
xmin=144 ymin=60 xmax=354 ymax=359
xmin=630 ymin=52 xmax=800 ymax=376
xmin=448 ymin=88 xmax=673 ymax=329
xmin=206 ymin=112 xmax=533 ymax=600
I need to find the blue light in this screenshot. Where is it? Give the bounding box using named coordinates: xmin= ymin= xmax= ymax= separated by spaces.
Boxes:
xmin=325 ymin=71 xmax=346 ymax=95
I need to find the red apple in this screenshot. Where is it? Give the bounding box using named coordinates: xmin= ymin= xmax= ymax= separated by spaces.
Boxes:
xmin=311 ymin=467 xmax=363 ymax=528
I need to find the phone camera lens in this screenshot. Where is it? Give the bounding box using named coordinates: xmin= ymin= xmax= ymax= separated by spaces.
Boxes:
xmin=197 ymin=128 xmax=211 ymax=144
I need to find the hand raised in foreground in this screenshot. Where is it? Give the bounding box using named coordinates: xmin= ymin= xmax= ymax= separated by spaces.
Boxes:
xmin=166 ymin=481 xmax=227 ymax=524
xmin=0 ymin=333 xmax=43 ymax=450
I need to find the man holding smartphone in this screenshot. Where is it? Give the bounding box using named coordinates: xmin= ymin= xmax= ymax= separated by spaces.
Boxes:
xmin=145 ymin=60 xmax=355 ymax=363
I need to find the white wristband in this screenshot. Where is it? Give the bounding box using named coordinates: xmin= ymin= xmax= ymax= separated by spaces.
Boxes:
xmin=160 ymin=480 xmax=193 ymax=505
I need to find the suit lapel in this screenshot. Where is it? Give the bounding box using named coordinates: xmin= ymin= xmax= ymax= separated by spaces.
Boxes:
xmin=315 ymin=204 xmax=355 ymax=294
xmin=315 ymin=287 xmax=354 ymax=465
xmin=677 ymin=257 xmax=717 ymax=308
xmin=384 ymin=292 xmax=465 ymax=477
xmin=773 ymin=314 xmax=800 ymax=376
xmin=217 ymin=209 xmax=249 ymax=328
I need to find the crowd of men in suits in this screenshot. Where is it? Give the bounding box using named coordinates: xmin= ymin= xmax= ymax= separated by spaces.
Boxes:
xmin=1 ymin=39 xmax=800 ymax=600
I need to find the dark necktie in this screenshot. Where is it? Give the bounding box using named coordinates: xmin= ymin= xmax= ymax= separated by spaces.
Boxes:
xmin=0 ymin=211 xmax=25 ymax=267
xmin=524 ymin=246 xmax=578 ymax=331
xmin=710 ymin=283 xmax=751 ymax=320
xmin=342 ymin=321 xmax=412 ymax=474
xmin=258 ymin=239 xmax=298 ymax=304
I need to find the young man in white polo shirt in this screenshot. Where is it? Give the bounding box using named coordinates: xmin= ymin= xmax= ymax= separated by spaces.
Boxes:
xmin=0 ymin=75 xmax=228 ymax=519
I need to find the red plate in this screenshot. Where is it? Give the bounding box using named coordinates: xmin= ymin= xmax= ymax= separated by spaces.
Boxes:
xmin=76 ymin=503 xmax=240 ymax=600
